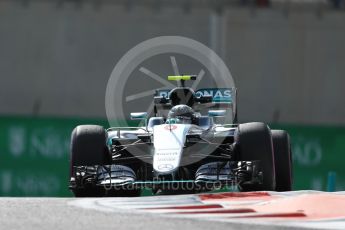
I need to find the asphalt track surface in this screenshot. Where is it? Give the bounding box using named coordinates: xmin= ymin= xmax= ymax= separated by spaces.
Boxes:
xmin=2 ymin=191 xmax=345 ymax=230
xmin=0 ymin=198 xmax=294 ymax=230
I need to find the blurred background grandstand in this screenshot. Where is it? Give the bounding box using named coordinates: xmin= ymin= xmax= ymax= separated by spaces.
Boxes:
xmin=0 ymin=0 xmax=344 ymax=196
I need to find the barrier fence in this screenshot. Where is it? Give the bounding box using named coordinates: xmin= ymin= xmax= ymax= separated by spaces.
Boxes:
xmin=0 ymin=116 xmax=344 ymax=196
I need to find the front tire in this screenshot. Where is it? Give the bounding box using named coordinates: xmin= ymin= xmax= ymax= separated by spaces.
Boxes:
xmin=70 ymin=125 xmax=141 ymax=197
xmin=70 ymin=125 xmax=111 ymax=197
xmin=271 ymin=130 xmax=293 ymax=191
xmin=236 ymin=122 xmax=276 ymax=191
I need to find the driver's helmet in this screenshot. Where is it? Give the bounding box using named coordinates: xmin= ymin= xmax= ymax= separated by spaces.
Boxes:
xmin=167 ymin=105 xmax=194 ymax=124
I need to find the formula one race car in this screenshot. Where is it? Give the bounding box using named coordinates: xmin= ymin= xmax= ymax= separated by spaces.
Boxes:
xmin=69 ymin=75 xmax=293 ymax=197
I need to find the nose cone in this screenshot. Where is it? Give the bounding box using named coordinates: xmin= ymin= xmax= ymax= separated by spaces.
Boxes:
xmin=153 ymin=124 xmax=191 ymax=174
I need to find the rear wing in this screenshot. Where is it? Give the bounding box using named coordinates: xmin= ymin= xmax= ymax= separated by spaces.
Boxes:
xmin=156 ymin=88 xmax=234 ymax=103
xmin=154 ymin=87 xmax=238 ymax=123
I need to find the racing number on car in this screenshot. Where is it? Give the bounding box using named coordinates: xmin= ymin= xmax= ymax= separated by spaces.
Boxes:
xmin=164 ymin=125 xmax=178 ymax=131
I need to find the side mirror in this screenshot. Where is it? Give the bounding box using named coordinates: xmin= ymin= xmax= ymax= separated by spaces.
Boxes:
xmin=208 ymin=110 xmax=226 ymax=117
xmin=154 ymin=96 xmax=169 ymax=104
xmin=130 ymin=112 xmax=148 ymax=120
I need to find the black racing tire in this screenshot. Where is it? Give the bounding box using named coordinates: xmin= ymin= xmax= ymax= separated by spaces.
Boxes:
xmin=70 ymin=125 xmax=111 ymax=197
xmin=70 ymin=125 xmax=142 ymax=197
xmin=70 ymin=125 xmax=110 ymax=167
xmin=271 ymin=130 xmax=293 ymax=191
xmin=236 ymin=122 xmax=276 ymax=191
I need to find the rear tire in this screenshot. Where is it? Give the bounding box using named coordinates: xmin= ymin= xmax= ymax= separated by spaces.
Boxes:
xmin=236 ymin=122 xmax=276 ymax=191
xmin=70 ymin=125 xmax=111 ymax=197
xmin=271 ymin=130 xmax=293 ymax=191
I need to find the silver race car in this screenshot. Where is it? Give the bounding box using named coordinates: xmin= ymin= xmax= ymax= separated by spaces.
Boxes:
xmin=69 ymin=76 xmax=293 ymax=197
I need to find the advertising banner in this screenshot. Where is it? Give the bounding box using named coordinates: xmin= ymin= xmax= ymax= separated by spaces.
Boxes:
xmin=0 ymin=116 xmax=344 ymax=196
